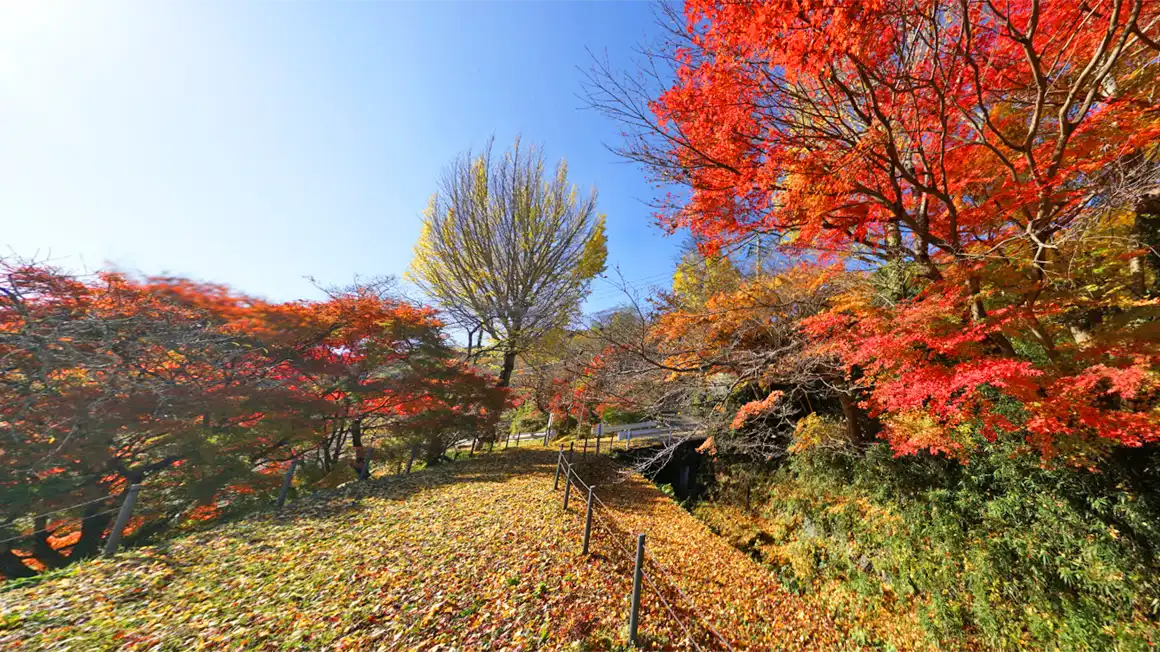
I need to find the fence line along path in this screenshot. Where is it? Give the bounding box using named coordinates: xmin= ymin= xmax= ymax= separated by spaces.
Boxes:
xmin=550 ymin=448 xmax=730 ymax=650
xmin=0 ymin=485 xmax=144 ymax=558
xmin=549 ymin=446 xmax=850 ymax=652
xmin=3 ymin=442 xmax=851 ymax=651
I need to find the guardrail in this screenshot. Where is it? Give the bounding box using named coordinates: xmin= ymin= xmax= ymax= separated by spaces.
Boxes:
xmin=592 ymin=419 xmax=699 ymax=444
xmin=507 ymin=418 xmax=699 ymax=453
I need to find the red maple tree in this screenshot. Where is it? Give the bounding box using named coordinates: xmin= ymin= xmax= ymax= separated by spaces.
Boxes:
xmin=589 ymin=0 xmax=1160 ymax=460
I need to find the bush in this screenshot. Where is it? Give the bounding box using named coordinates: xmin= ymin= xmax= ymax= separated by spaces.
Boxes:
xmin=508 ymin=403 xmax=549 ymax=436
xmin=714 ymin=438 xmax=1160 ymax=651
xmin=600 ymin=407 xmax=648 ymax=426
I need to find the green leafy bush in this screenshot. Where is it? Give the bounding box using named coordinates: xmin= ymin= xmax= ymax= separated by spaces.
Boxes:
xmin=599 ymin=407 xmax=648 ymax=426
xmin=508 ymin=402 xmax=549 ymax=436
xmin=723 ymin=439 xmax=1160 ymax=650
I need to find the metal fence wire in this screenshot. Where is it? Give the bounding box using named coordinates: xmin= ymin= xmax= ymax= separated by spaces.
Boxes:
xmin=1 ymin=485 xmax=142 ymax=557
xmin=554 ymin=452 xmax=737 ymax=652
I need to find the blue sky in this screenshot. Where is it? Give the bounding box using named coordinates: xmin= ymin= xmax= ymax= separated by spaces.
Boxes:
xmin=0 ymin=1 xmax=682 ymax=312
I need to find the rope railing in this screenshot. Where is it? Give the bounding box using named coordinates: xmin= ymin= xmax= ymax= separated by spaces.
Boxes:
xmin=552 ymin=449 xmax=735 ymax=651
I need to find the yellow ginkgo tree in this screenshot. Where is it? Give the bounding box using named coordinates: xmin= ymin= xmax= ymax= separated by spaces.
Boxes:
xmin=408 ymin=136 xmax=607 ymax=386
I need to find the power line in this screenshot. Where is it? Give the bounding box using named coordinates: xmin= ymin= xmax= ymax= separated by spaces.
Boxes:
xmin=586 ymin=272 xmax=674 ymax=301
xmin=591 ymin=272 xmax=672 ymax=287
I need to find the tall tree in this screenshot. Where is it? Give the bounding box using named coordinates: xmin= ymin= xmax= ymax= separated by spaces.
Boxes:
xmin=671 ymin=247 xmax=742 ymax=309
xmin=408 ymin=137 xmax=608 ymax=386
xmin=587 ymin=0 xmax=1160 ymax=460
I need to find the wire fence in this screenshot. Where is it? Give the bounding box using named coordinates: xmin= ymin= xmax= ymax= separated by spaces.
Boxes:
xmin=552 ymin=448 xmax=736 ymax=651
xmin=0 ymin=507 xmax=122 ymax=548
xmin=0 ymin=486 xmax=141 ymax=558
xmin=0 ymin=494 xmax=117 ymax=546
xmin=6 ymin=435 xmax=720 ymax=644
xmin=2 ymin=446 xmax=384 ymax=572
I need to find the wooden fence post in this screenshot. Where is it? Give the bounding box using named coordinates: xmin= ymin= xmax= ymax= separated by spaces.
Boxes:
xmin=582 ymin=485 xmax=595 ymax=555
xmin=553 ymin=447 xmax=563 ymax=491
xmin=629 ymin=533 xmax=645 ymax=645
xmin=563 ymin=467 xmax=573 ymax=510
xmin=563 ymin=468 xmax=573 ymax=510
xmin=544 ymin=413 xmax=555 ymax=446
xmin=277 ymin=459 xmax=298 ymax=509
xmin=359 ymin=449 xmax=373 ymax=481
xmin=596 ymin=423 xmax=603 ymax=455
xmin=406 ymin=446 xmax=417 ymax=474
xmin=103 ymin=484 xmax=142 ymax=557
xmin=583 ymin=436 xmax=588 ymax=458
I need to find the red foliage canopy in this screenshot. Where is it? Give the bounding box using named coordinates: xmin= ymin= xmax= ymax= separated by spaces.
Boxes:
xmin=0 ymin=260 xmax=504 ymax=577
xmin=614 ymin=0 xmax=1160 ymax=460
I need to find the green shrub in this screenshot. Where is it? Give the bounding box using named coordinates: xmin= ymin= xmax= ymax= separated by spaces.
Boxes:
xmin=508 ymin=402 xmax=549 ymax=435
xmin=600 ymin=407 xmax=647 ymax=426
xmin=747 ymin=439 xmax=1160 ymax=651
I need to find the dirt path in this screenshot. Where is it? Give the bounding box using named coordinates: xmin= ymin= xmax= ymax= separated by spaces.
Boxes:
xmin=563 ymin=452 xmax=845 ymax=651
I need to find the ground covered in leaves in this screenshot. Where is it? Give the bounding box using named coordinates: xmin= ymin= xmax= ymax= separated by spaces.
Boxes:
xmin=1 ymin=445 xmax=857 ymax=651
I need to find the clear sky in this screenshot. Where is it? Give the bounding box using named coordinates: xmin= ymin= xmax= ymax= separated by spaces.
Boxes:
xmin=0 ymin=1 xmax=682 ymax=312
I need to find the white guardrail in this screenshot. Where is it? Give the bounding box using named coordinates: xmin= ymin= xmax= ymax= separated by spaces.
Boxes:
xmin=506 ymin=417 xmax=699 ymax=447
xmin=590 ymin=419 xmax=699 ymax=442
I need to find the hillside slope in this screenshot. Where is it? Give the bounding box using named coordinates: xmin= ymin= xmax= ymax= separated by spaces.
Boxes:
xmin=3 ymin=446 xmax=865 ymax=651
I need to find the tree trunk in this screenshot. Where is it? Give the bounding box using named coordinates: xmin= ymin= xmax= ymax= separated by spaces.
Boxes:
xmin=70 ymin=503 xmax=114 ymax=561
xmin=883 ymin=218 xmax=907 ymax=300
xmin=350 ymin=418 xmax=368 ymax=475
xmin=326 ymin=428 xmax=347 ymax=473
xmin=0 ymin=548 xmax=35 ymax=579
xmin=1026 ymin=314 xmax=1060 ymax=361
xmin=497 ymin=348 xmax=518 ymax=387
xmin=1135 ymin=191 xmax=1160 ymax=296
xmin=31 ymin=516 xmax=69 ymax=570
xmin=350 ymin=418 xmax=363 ymax=448
xmin=967 ymin=274 xmax=1017 ymax=357
xmin=886 ymin=218 xmax=902 ymax=250
xmin=837 ymin=390 xmax=866 ymax=443
xmin=465 ymin=324 xmax=477 ymax=363
xmin=1067 ymin=308 xmax=1104 ymax=348
xmin=423 ymin=435 xmax=446 ymax=466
